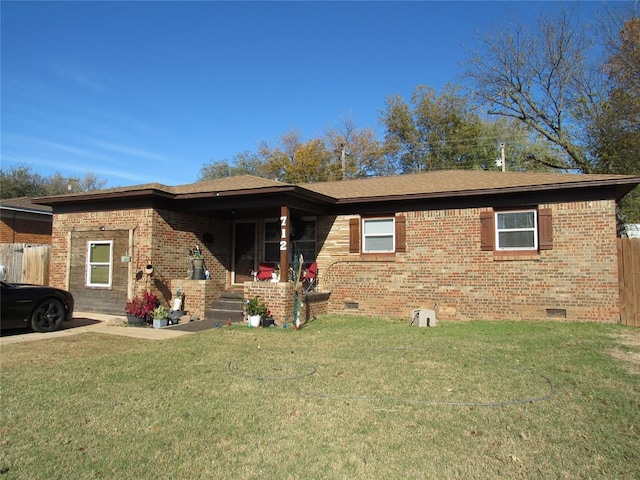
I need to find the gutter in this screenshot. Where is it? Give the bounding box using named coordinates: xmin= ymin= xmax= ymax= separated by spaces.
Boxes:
xmin=0 ymin=205 xmax=53 ymax=216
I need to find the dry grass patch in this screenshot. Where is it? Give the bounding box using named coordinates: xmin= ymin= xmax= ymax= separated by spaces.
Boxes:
xmin=608 ymin=330 xmax=640 ymax=374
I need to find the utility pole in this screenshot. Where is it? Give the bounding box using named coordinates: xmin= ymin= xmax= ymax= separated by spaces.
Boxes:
xmin=495 ymin=142 xmax=506 ymax=172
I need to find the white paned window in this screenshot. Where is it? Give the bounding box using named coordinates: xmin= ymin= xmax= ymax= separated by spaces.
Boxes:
xmin=86 ymin=240 xmax=113 ymax=287
xmin=362 ymin=218 xmax=395 ymax=253
xmin=495 ymin=210 xmax=537 ymax=250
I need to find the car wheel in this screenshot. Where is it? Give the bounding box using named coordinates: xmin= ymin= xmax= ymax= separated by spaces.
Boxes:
xmin=31 ymin=298 xmax=65 ymax=332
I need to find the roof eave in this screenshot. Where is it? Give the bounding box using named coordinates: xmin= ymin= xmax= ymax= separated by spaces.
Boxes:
xmin=332 ymin=177 xmax=640 ymax=204
xmin=0 ymin=206 xmax=53 ymax=216
xmin=32 ymin=188 xmax=176 ymax=206
xmin=175 ymin=185 xmax=337 ymax=204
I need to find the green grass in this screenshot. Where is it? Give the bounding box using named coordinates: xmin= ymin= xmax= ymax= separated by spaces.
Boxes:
xmin=1 ymin=316 xmax=639 ymax=479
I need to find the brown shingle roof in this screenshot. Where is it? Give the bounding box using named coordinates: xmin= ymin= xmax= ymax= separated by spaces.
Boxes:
xmin=0 ymin=196 xmax=52 ymax=214
xmin=32 ymin=170 xmax=640 ymax=207
xmin=33 ymin=175 xmax=290 ymax=201
xmin=301 ymin=170 xmax=640 ymax=201
xmin=171 ymin=175 xmax=289 ymax=194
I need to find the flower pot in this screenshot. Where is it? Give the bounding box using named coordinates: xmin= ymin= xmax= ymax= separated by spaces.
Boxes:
xmin=191 ymin=258 xmax=204 ymax=269
xmin=126 ymin=314 xmax=145 ymax=327
xmin=153 ymin=318 xmax=168 ymax=328
xmin=248 ymin=315 xmax=261 ymax=328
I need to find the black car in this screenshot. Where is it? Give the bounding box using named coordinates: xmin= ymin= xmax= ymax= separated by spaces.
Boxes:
xmin=0 ymin=281 xmax=74 ymax=332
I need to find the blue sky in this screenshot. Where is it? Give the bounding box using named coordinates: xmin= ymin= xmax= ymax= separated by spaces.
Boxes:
xmin=1 ymin=1 xmax=612 ymax=188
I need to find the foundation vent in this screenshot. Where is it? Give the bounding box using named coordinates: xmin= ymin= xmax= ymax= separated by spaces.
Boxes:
xmin=546 ymin=308 xmax=567 ymax=319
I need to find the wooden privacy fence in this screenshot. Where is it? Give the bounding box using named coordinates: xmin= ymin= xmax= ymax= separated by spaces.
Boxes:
xmin=0 ymin=243 xmax=51 ymax=286
xmin=618 ymin=238 xmax=640 ymax=327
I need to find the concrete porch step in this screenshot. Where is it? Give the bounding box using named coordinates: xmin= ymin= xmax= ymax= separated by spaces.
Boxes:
xmin=205 ymin=288 xmax=245 ymax=323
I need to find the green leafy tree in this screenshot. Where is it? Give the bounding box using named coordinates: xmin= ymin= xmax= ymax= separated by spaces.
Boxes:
xmin=381 ymin=84 xmax=560 ymax=173
xmin=323 ymin=115 xmax=391 ymax=179
xmin=260 ymin=131 xmax=339 ymax=183
xmin=1 ymin=165 xmax=106 ymax=198
xmin=0 ymin=165 xmax=47 ymax=199
xmin=199 ymin=151 xmax=269 ymax=180
xmin=382 ymin=85 xmax=473 ymax=172
xmin=45 ymin=172 xmax=107 ymax=195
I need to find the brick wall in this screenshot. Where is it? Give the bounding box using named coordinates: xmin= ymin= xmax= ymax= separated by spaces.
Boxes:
xmin=51 ymin=207 xmax=231 ymax=312
xmin=151 ymin=209 xmax=230 ymax=303
xmin=50 ymin=198 xmax=621 ymax=323
xmin=244 ymin=281 xmax=295 ymax=325
xmin=317 ymin=200 xmax=621 ymax=323
xmin=170 ymin=279 xmax=217 ymax=320
xmin=1 ymin=216 xmax=52 ymax=244
xmin=50 ymin=208 xmax=155 ymax=310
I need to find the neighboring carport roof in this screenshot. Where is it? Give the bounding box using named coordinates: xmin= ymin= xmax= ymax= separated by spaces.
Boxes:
xmin=0 ymin=196 xmax=53 ymax=215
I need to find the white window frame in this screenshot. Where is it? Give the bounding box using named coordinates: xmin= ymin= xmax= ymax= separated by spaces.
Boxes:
xmin=86 ymin=240 xmax=113 ymax=287
xmin=495 ymin=210 xmax=538 ymax=251
xmin=362 ymin=217 xmax=395 ymax=253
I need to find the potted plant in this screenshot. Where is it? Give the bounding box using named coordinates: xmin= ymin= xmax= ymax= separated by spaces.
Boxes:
xmin=244 ymin=296 xmax=267 ymax=327
xmin=152 ymin=305 xmax=169 ymax=328
xmin=125 ymin=291 xmax=158 ymax=327
xmin=189 ymin=246 xmax=206 ymax=280
xmin=189 ymin=246 xmax=204 ymax=267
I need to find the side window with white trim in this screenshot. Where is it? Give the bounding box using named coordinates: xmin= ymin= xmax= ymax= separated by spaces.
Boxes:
xmin=362 ymin=217 xmax=395 ymax=253
xmin=86 ymin=240 xmax=113 ymax=287
xmin=481 ymin=207 xmax=552 ymax=252
xmin=350 ymin=215 xmax=406 ymax=254
xmin=495 ymin=210 xmax=538 ymax=250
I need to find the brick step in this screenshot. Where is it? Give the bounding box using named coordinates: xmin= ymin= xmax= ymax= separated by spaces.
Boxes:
xmin=205 ymin=288 xmax=245 ymax=323
xmin=220 ymin=288 xmax=243 ymax=300
xmin=204 ymin=308 xmax=244 ymax=323
xmin=211 ymin=298 xmax=244 ymax=310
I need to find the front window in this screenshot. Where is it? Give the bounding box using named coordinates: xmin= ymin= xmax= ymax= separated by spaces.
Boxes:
xmin=495 ymin=210 xmax=537 ymax=250
xmin=86 ymin=240 xmax=113 ymax=287
xmin=292 ymin=218 xmax=316 ymax=262
xmin=362 ymin=217 xmax=395 ymax=253
xmin=264 ymin=218 xmax=316 ymax=263
xmin=263 ymin=220 xmax=281 ymax=263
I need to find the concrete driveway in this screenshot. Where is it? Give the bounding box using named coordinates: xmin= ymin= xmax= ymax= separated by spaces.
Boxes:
xmin=0 ymin=312 xmax=194 ymax=346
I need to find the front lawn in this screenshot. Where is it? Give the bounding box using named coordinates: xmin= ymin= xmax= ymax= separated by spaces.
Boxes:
xmin=1 ymin=316 xmax=639 ymax=479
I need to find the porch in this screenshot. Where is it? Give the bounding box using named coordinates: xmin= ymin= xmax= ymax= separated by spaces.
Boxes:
xmin=170 ymin=278 xmax=330 ymax=327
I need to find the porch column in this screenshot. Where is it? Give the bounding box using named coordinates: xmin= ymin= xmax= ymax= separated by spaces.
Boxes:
xmin=279 ymin=206 xmax=290 ymax=282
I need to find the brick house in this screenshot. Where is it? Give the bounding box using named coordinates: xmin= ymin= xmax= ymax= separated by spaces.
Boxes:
xmin=0 ymin=197 xmax=53 ymax=244
xmin=34 ymin=170 xmax=639 ymax=323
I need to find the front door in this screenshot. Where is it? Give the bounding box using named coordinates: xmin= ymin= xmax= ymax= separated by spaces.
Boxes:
xmin=233 ymin=221 xmax=256 ymax=284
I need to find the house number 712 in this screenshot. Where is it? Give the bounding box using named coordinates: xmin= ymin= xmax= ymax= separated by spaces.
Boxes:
xmin=280 ymin=215 xmax=288 ymax=251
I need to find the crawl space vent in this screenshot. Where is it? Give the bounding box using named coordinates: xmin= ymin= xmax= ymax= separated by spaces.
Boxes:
xmin=546 ymin=308 xmax=567 ymax=319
